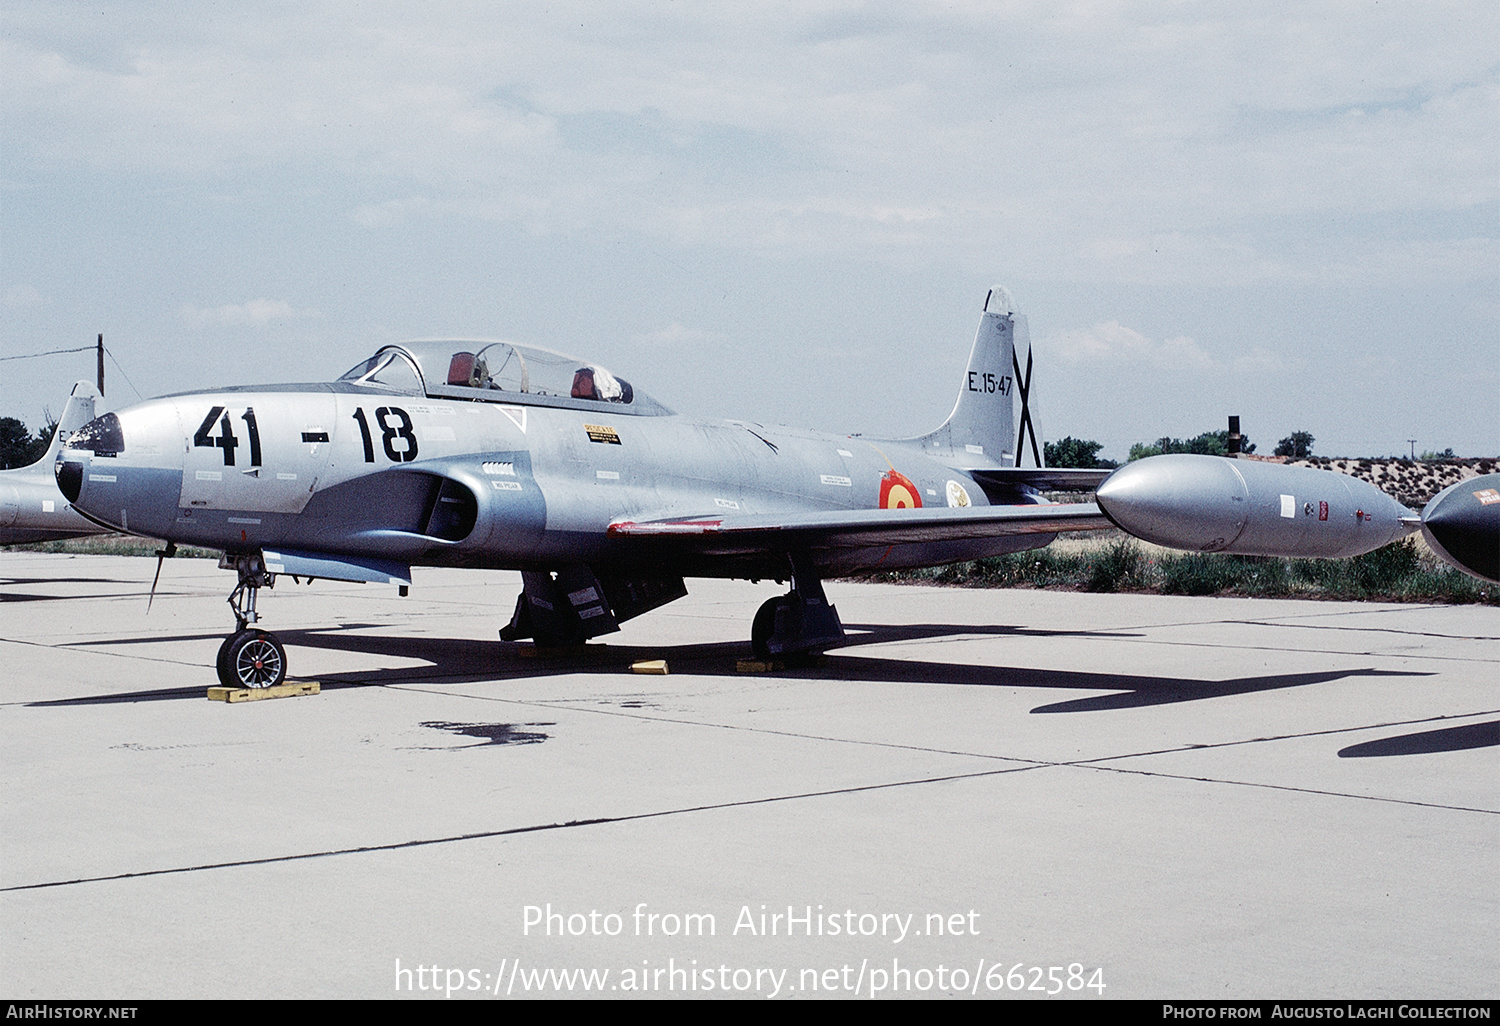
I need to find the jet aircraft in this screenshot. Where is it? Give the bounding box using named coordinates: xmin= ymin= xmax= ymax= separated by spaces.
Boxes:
xmin=55 ymin=287 xmax=1427 ymax=689
xmin=2 ymin=382 xmax=110 ymax=546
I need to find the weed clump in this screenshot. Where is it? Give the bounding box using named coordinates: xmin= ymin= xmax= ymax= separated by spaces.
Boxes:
xmin=1084 ymin=539 xmax=1142 ymax=592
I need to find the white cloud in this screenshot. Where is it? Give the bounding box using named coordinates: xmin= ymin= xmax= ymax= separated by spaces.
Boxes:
xmin=180 ymin=299 xmax=316 ymax=329
xmin=1230 ymin=347 xmax=1295 ymax=376
xmin=2 ymin=1 xmax=1490 ymax=282
xmin=351 ymin=196 xmax=432 ymax=228
xmin=631 ymin=322 xmax=725 ymax=348
xmin=1045 ymin=321 xmax=1215 ymax=371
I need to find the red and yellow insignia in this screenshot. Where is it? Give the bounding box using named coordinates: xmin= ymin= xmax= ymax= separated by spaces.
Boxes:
xmin=879 ymin=470 xmax=922 ymax=509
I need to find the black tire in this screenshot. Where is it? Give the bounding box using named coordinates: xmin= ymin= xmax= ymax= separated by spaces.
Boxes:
xmin=751 ymin=596 xmax=784 ymax=661
xmin=215 ymin=635 xmax=237 ymax=685
xmin=220 ymin=629 xmax=287 ymax=689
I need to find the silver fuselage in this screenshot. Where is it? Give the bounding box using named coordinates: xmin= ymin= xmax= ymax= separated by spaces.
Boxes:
xmin=58 ymin=381 xmax=1043 ymax=580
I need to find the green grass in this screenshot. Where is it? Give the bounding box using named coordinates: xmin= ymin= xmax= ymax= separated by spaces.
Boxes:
xmin=3 ymin=534 xmax=219 ymax=559
xmin=860 ymin=537 xmax=1496 ymax=605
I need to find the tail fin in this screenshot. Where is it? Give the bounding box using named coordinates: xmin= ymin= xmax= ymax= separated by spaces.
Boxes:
xmin=908 ymin=286 xmax=1044 ymax=469
xmin=33 ymin=381 xmax=99 ymax=468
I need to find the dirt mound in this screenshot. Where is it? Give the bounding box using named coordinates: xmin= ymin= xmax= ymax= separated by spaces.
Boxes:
xmin=1287 ymin=457 xmax=1497 ymax=508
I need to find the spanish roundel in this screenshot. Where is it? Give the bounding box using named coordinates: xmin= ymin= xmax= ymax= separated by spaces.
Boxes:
xmin=879 ymin=470 xmax=923 ymax=509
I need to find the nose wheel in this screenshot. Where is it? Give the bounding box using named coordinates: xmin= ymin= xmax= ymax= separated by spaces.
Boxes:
xmin=216 ymin=552 xmax=288 ymax=689
xmin=216 ymin=629 xmax=287 ymax=689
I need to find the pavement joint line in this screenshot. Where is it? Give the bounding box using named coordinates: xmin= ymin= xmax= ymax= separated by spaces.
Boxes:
xmin=1062 ymin=709 xmax=1500 ymax=765
xmin=0 ymin=634 xmax=215 ymax=670
xmin=1242 ymin=621 xmax=1500 ymax=636
xmin=1069 ymin=763 xmax=1499 ymax=816
xmin=1235 ymin=621 xmax=1500 ymax=641
xmin=1113 ymin=604 xmax=1483 ymax=632
xmin=389 ymin=683 xmax=1500 ymax=815
xmin=857 ymin=641 xmax=1494 ymax=666
xmin=1080 ymin=638 xmax=1499 ymax=664
xmin=837 ymin=630 xmax=1500 ymax=663
xmin=5 ymin=735 xmax=1492 ymax=895
xmin=0 ymin=763 xmax=1050 ymax=893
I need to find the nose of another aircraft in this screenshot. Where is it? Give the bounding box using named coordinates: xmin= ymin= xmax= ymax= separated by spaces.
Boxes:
xmin=55 ymin=411 xmax=125 ymax=503
xmin=1420 ymin=474 xmax=1500 ymax=583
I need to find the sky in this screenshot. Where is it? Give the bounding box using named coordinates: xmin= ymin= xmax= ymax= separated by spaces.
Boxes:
xmin=2 ymin=1 xmax=1496 ymax=462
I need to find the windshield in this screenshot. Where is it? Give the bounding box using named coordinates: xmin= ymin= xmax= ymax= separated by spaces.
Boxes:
xmin=337 ymin=350 xmax=424 ymax=395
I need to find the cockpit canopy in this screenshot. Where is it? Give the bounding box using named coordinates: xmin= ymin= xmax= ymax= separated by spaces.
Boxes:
xmin=336 ymin=340 xmax=670 ymax=415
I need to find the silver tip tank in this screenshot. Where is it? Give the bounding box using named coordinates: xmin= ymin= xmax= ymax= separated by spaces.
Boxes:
xmin=1095 ymin=454 xmax=1416 ymax=559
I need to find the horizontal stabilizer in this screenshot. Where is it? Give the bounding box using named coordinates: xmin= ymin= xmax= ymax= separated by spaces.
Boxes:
xmin=968 ymin=467 xmax=1112 ymax=492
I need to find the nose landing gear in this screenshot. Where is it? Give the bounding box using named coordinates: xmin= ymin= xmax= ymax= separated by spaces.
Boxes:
xmin=216 ymin=553 xmax=287 ymax=689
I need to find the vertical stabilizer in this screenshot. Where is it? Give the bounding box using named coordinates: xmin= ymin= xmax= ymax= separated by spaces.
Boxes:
xmin=38 ymin=382 xmax=100 ymax=466
xmin=907 ymin=286 xmax=1044 ymax=469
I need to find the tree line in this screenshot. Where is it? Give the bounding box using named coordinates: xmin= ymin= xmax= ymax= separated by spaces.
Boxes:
xmin=0 ymin=417 xmax=56 ymax=470
xmin=1045 ymin=430 xmax=1319 ymax=468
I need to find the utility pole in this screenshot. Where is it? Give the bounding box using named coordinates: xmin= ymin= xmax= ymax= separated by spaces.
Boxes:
xmin=1408 ymin=439 xmax=1417 ymax=460
xmin=96 ymin=334 xmax=104 ymax=396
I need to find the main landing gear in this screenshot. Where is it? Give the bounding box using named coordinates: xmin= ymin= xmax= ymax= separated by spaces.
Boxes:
xmin=215 ymin=553 xmax=287 ymax=689
xmin=749 ymin=553 xmax=845 ymax=662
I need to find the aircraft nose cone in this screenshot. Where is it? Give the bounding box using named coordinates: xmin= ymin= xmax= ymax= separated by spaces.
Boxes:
xmin=1420 ymin=474 xmax=1500 ymax=583
xmin=1096 ymin=454 xmax=1250 ymax=552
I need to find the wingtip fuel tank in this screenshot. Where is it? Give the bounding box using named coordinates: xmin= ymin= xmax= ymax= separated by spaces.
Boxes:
xmin=1095 ymin=454 xmax=1416 ymax=559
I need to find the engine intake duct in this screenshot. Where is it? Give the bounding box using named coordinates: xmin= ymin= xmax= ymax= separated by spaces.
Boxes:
xmin=422 ymin=477 xmax=478 ymax=541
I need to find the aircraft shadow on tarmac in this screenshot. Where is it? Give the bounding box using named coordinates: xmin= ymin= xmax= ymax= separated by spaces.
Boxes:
xmin=32 ymin=619 xmax=1430 ymax=716
xmin=1337 ymin=720 xmax=1500 ymax=758
xmin=1 ymin=575 xmax=156 ymax=603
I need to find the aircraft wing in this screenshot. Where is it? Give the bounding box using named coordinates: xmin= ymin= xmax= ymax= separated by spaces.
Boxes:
xmin=608 ymin=502 xmax=1111 ymax=556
